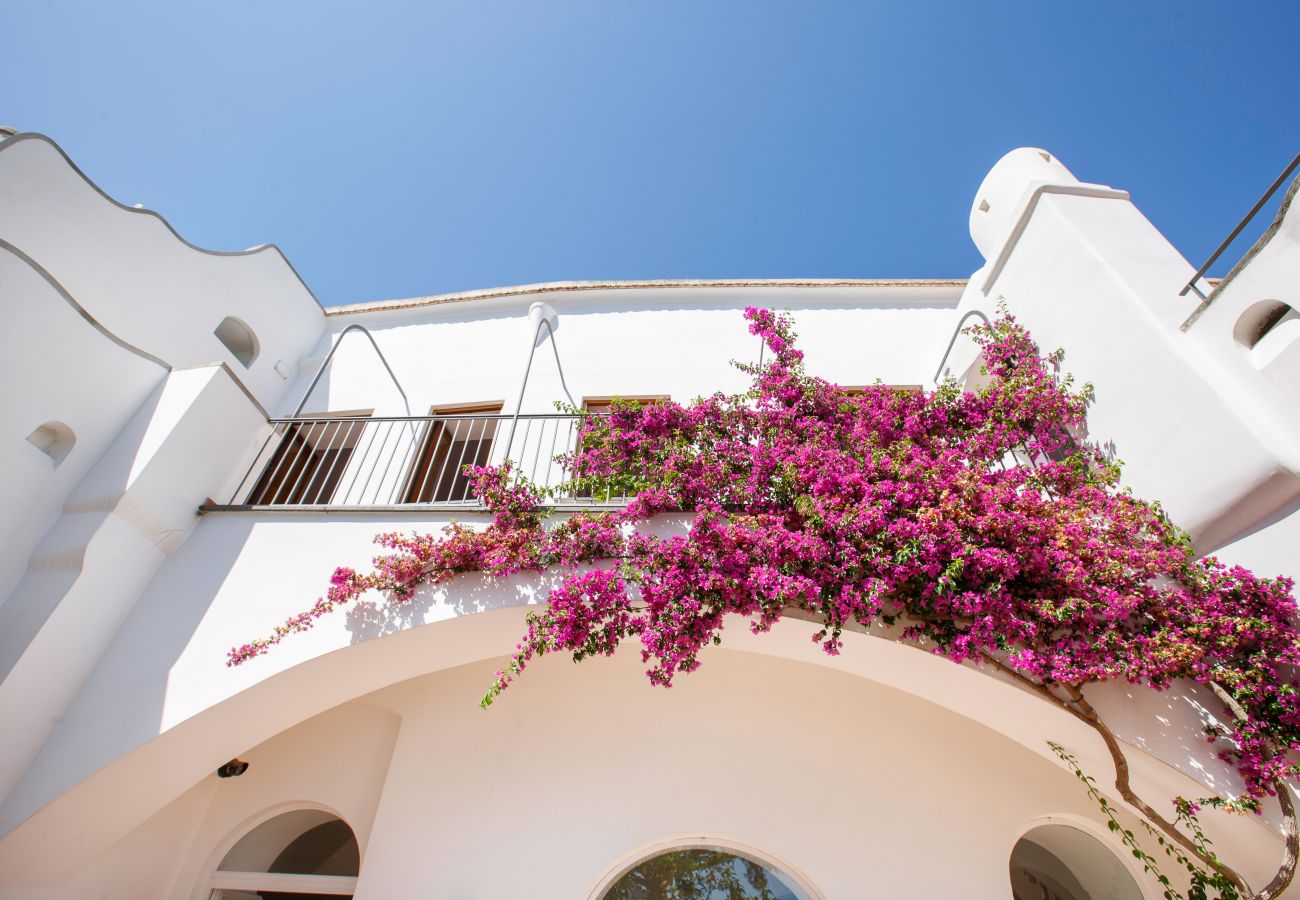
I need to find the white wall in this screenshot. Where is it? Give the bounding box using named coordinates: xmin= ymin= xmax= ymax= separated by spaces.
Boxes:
xmin=953 ymin=148 xmax=1300 ymax=578
xmin=0 ymin=365 xmax=269 ymax=819
xmin=292 ymin=284 xmax=960 ymax=423
xmin=0 ymin=244 xmax=166 ymax=603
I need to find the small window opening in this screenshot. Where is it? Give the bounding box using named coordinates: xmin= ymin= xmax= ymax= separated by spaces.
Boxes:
xmin=214 ymin=316 xmax=259 ymax=368
xmin=978 ymin=198 xmax=990 ymax=213
xmin=26 ymin=421 xmax=75 ymax=467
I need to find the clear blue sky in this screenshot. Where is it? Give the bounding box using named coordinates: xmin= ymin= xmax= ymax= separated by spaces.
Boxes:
xmin=4 ymin=1 xmax=1298 ymax=306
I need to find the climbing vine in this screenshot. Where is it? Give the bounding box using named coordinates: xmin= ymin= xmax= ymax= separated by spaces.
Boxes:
xmin=230 ymin=307 xmax=1300 ymax=898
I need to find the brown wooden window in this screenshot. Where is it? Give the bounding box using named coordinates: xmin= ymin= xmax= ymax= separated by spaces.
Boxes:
xmin=835 ymin=385 xmax=923 ymax=397
xmin=248 ymin=411 xmax=373 ymax=505
xmin=402 ymin=403 xmax=504 ymax=503
xmin=575 ymin=396 xmax=669 ymax=497
xmin=581 ymin=395 xmax=670 ymax=415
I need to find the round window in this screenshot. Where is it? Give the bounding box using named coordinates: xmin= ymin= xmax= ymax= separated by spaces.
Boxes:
xmin=602 ymin=847 xmax=810 ymax=900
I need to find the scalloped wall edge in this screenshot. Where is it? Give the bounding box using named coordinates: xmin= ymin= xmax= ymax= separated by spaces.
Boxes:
xmin=2 ymin=239 xmax=272 ymax=418
xmin=0 ymin=132 xmax=326 ymax=314
xmin=0 ymin=238 xmax=170 ymax=369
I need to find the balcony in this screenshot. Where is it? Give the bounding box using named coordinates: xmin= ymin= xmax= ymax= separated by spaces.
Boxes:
xmin=206 ymin=412 xmax=625 ymax=512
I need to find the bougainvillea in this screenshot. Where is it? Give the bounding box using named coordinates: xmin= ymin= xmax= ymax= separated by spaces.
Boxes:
xmin=230 ymin=308 xmax=1300 ymax=897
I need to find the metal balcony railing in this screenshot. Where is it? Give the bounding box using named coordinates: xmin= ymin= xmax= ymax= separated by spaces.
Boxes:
xmin=211 ymin=413 xmax=628 ymax=512
xmin=206 ymin=407 xmax=1060 ymax=514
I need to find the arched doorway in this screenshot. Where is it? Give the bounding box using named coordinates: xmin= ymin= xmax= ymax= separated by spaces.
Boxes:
xmin=209 ymin=809 xmax=359 ymax=899
xmin=1010 ymin=821 xmax=1145 ymax=900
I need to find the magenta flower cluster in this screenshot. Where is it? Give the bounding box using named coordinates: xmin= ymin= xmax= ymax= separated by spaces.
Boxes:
xmin=229 ymin=308 xmax=1300 ymax=802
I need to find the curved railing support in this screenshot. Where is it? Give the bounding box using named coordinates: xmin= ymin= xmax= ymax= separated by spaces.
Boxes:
xmin=505 ymin=313 xmax=575 ymax=457
xmin=291 ymin=324 xmax=411 ymax=418
xmin=932 ymin=309 xmax=992 ymax=384
xmin=226 ymin=325 xmax=411 ymax=503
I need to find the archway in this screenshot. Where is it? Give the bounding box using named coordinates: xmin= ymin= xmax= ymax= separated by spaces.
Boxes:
xmin=209 ymin=809 xmax=359 ymax=899
xmin=1010 ymin=820 xmax=1145 ymax=900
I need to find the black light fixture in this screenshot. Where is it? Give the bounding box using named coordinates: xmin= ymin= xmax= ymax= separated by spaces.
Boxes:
xmin=216 ymin=758 xmax=249 ymax=778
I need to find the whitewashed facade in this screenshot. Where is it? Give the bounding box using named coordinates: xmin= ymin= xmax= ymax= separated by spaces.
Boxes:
xmin=1 ymin=129 xmax=1298 ymax=898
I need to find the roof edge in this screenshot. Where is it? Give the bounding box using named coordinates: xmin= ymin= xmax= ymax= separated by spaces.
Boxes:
xmin=327 ymin=278 xmax=969 ymax=316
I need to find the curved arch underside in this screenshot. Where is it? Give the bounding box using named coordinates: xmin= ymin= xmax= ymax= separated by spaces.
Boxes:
xmin=0 ymin=589 xmax=1286 ymax=892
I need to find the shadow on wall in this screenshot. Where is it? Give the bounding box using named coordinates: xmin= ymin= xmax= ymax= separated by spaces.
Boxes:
xmin=0 ymin=513 xmax=260 ymax=835
xmin=0 ymin=374 xmax=175 ymax=684
xmin=344 ymin=566 xmax=566 ymax=643
xmin=341 ymin=517 xmax=696 ymax=644
xmin=1082 ymin=677 xmax=1251 ymax=801
xmin=3 ymin=509 xmax=580 ymax=834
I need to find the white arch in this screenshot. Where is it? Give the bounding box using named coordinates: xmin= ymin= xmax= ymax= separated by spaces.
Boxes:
xmin=195 ymin=799 xmax=358 ymax=900
xmin=1010 ymin=814 xmax=1157 ymax=900
xmin=0 ymin=604 xmax=1281 ymax=888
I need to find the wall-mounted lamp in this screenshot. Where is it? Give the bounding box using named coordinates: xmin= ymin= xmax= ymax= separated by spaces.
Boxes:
xmin=216 ymin=758 xmax=249 ymax=778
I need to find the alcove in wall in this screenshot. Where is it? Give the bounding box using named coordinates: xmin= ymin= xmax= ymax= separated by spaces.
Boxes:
xmin=214 ymin=316 xmax=259 ymax=368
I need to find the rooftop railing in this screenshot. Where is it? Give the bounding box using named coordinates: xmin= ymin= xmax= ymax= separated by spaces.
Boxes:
xmin=207 ymin=412 xmax=627 ymax=512
xmin=1180 ymin=152 xmax=1300 ymax=300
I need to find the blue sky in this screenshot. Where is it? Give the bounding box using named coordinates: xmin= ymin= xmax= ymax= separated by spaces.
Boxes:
xmin=4 ymin=1 xmax=1298 ymax=306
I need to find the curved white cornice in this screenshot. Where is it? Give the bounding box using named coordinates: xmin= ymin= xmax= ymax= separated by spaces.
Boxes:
xmin=330 ymin=278 xmax=969 ymax=316
xmin=0 ymin=132 xmax=326 ymax=313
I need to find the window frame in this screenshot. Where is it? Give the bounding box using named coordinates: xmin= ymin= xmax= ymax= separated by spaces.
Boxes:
xmin=401 ymin=401 xmax=505 ymax=504
xmin=246 ymin=410 xmax=373 ymax=506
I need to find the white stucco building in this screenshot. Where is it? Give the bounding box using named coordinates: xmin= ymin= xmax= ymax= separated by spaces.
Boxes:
xmin=1 ymin=128 xmax=1299 ymax=899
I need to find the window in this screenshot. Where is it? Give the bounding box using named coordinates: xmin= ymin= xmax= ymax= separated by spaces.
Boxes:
xmin=601 ymin=847 xmax=811 ymax=900
xmin=575 ymin=396 xmax=668 ymax=499
xmin=247 ymin=412 xmax=372 ymax=506
xmin=402 ymin=403 xmax=504 ymax=503
xmin=582 ymin=395 xmax=670 ymax=416
xmin=835 ymin=384 xmax=923 ymax=398
xmin=209 ymin=809 xmax=359 ymax=899
xmin=214 ymin=316 xmax=259 ymax=368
